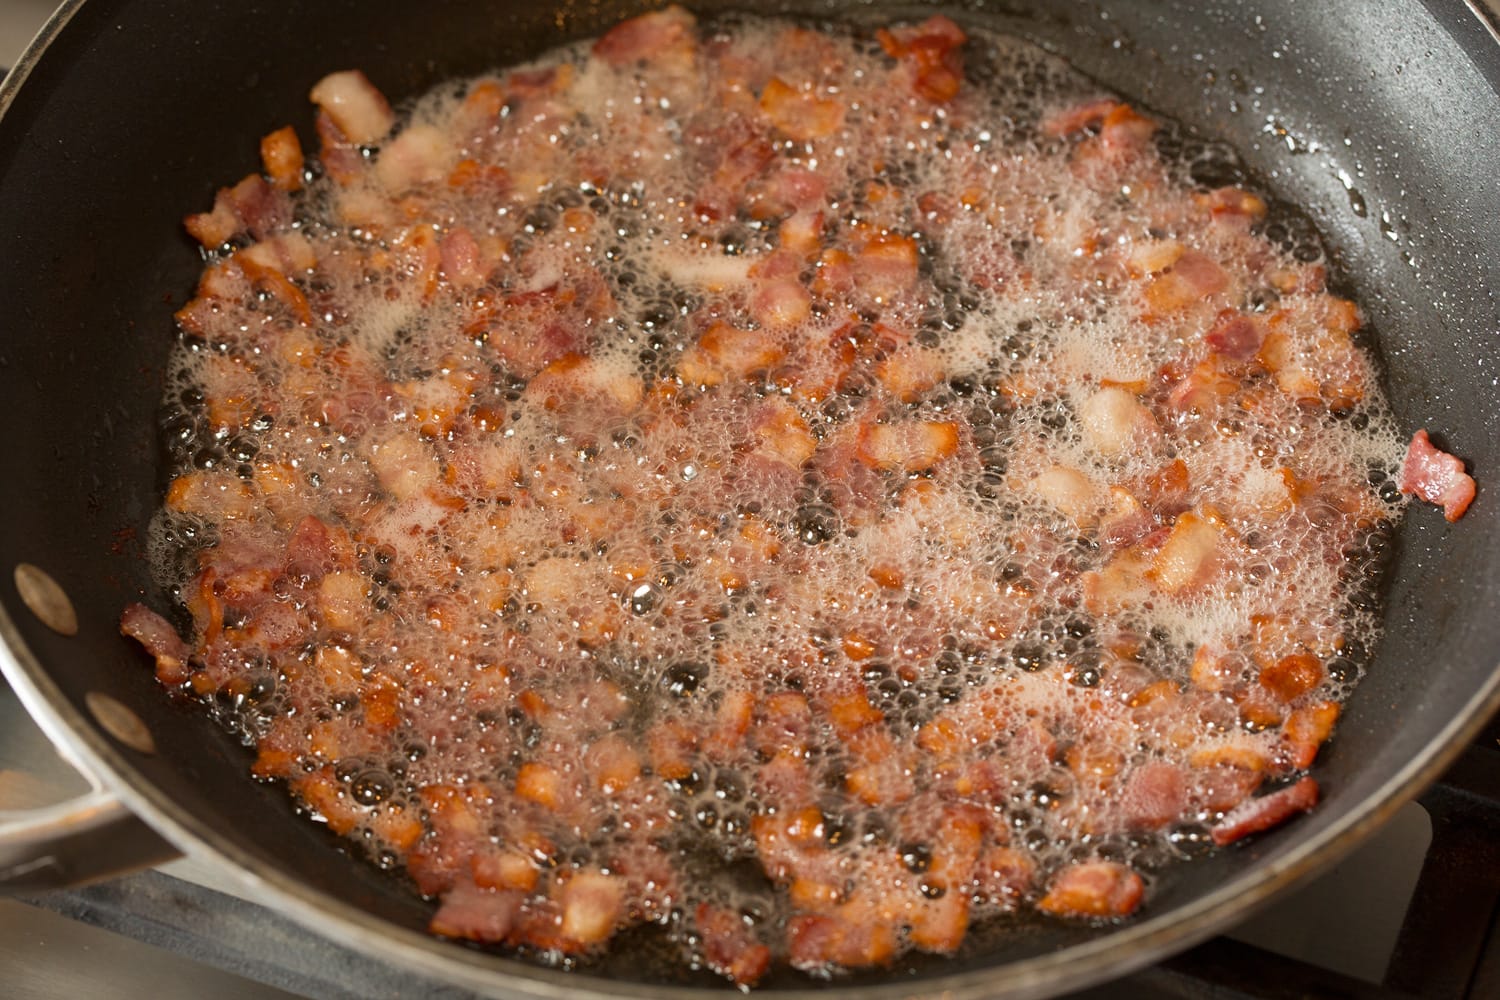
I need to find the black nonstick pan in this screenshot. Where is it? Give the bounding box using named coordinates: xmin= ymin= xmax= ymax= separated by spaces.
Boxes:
xmin=1 ymin=1 xmax=1497 ymax=996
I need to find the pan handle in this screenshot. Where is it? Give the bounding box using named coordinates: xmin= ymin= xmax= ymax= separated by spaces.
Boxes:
xmin=0 ymin=786 xmax=182 ymax=893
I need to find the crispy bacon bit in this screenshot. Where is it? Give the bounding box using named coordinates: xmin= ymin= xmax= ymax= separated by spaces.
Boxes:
xmin=696 ymin=903 xmax=772 ymax=985
xmin=1038 ymin=861 xmax=1145 ymax=919
xmin=1401 ymin=429 xmax=1476 ymax=522
xmin=1259 ymin=653 xmax=1324 ymax=703
xmin=559 ymin=872 xmax=626 ymax=945
xmin=1211 ymin=776 xmax=1320 ymax=846
xmin=593 ymin=5 xmax=696 ymax=67
xmin=260 ymin=126 xmax=305 ymax=192
xmin=877 ymin=15 xmax=967 ymax=102
xmin=759 ymin=77 xmax=844 ymax=141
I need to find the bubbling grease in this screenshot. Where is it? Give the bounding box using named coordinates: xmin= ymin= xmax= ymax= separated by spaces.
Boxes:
xmin=146 ymin=9 xmax=1406 ymax=983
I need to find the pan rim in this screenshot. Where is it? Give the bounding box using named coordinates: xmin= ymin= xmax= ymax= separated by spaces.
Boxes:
xmin=3 ymin=0 xmax=1500 ymax=996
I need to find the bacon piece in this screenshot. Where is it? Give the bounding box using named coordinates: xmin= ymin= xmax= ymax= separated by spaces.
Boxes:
xmin=309 ymin=70 xmax=395 ymax=146
xmin=1259 ymin=653 xmax=1324 ymax=703
xmin=1029 ymin=465 xmax=1102 ymax=529
xmin=759 ymin=76 xmax=844 ymax=141
xmin=527 ymin=353 xmax=644 ymax=414
xmin=592 ymin=5 xmax=696 ymax=67
xmin=786 ymin=908 xmax=897 ymax=971
xmin=1148 ymin=509 xmax=1225 ymax=594
xmin=1211 ymin=776 xmax=1320 ymax=846
xmin=695 ymin=903 xmax=772 ymax=986
xmin=1119 ymin=762 xmax=1188 ymax=830
xmin=1043 ymin=98 xmax=1157 ymax=155
xmin=429 ymin=880 xmax=524 ymax=943
xmin=1126 ymin=238 xmax=1184 ymax=277
xmin=1282 ymin=701 xmax=1341 ymax=770
xmin=559 ymin=871 xmax=626 ymax=945
xmin=857 ymin=420 xmax=959 ymax=473
xmin=184 ymin=174 xmax=293 ymax=248
xmin=1400 ymin=429 xmax=1475 ymax=522
xmin=438 ymin=226 xmax=487 ymax=289
xmin=877 ymin=15 xmax=967 ymax=103
xmin=853 ymin=234 xmax=920 ymax=303
xmin=120 ymin=603 xmax=192 ymax=684
xmin=679 ymin=320 xmax=786 ymax=386
xmin=1143 ymin=251 xmax=1227 ymax=317
xmin=1038 ymin=861 xmax=1145 ymax=919
xmin=1079 ymin=386 xmax=1160 ymax=457
xmin=750 ymin=276 xmax=812 ymax=331
xmin=1204 ymin=310 xmax=1264 ymax=361
xmin=694 ymin=122 xmax=777 ymax=221
xmin=375 ymin=123 xmax=451 ymax=192
xmin=260 ymin=126 xmax=305 ymax=192
xmin=1200 ymin=185 xmax=1268 ymax=225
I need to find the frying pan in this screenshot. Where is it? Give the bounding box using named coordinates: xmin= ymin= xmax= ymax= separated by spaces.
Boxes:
xmin=1 ymin=0 xmax=1497 ymax=996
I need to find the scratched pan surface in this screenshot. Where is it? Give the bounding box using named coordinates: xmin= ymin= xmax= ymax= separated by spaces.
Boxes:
xmin=0 ymin=1 xmax=1497 ymax=996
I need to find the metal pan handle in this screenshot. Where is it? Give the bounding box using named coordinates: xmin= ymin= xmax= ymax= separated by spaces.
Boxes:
xmin=1 ymin=784 xmax=182 ymax=893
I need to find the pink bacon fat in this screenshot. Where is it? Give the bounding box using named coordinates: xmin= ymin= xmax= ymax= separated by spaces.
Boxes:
xmin=1401 ymin=429 xmax=1475 ymax=522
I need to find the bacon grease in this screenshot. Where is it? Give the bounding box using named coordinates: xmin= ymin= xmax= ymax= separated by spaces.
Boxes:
xmin=139 ymin=7 xmax=1412 ymax=984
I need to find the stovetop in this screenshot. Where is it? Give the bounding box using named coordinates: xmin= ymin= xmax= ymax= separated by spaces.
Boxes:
xmin=3 ymin=1 xmax=1500 ymax=997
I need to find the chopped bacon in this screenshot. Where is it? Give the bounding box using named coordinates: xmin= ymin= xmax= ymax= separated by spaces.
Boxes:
xmin=877 ymin=15 xmax=967 ymax=102
xmin=1119 ymin=762 xmax=1188 ymax=830
xmin=1259 ymin=653 xmax=1324 ymax=703
xmin=1043 ymin=98 xmax=1157 ymax=155
xmin=309 ymin=70 xmax=395 ymax=146
xmin=696 ymin=903 xmax=772 ymax=986
xmin=1037 ymin=861 xmax=1145 ymax=919
xmin=1211 ymin=776 xmax=1320 ymax=846
xmin=680 ymin=320 xmax=786 ymax=386
xmin=1144 ymin=250 xmax=1228 ymax=318
xmin=259 ymin=126 xmax=305 ymax=192
xmin=1079 ymin=386 xmax=1160 ymax=457
xmin=593 ymin=5 xmax=696 ymax=67
xmin=1201 ymin=185 xmax=1268 ymax=225
xmin=1401 ymin=429 xmax=1475 ymax=522
xmin=375 ymin=124 xmax=451 ymax=192
xmin=759 ymin=77 xmax=844 ymax=141
xmin=120 ymin=603 xmax=193 ymax=684
xmin=857 ymin=420 xmax=959 ymax=473
xmin=786 ymin=907 xmax=897 ymax=971
xmin=1147 ymin=510 xmax=1226 ymax=594
xmin=437 ymin=226 xmax=487 ymax=289
xmin=429 ymin=880 xmax=524 ymax=942
xmin=1204 ymin=310 xmax=1264 ymax=361
xmin=184 ymin=174 xmax=292 ymax=249
xmin=558 ymin=872 xmax=626 ymax=945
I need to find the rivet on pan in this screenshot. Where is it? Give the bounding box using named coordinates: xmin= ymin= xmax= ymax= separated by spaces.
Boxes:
xmin=85 ymin=692 xmax=157 ymax=756
xmin=13 ymin=563 xmax=79 ymax=636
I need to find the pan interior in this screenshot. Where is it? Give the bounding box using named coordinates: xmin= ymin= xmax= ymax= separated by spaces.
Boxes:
xmin=1 ymin=0 xmax=1497 ymax=993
